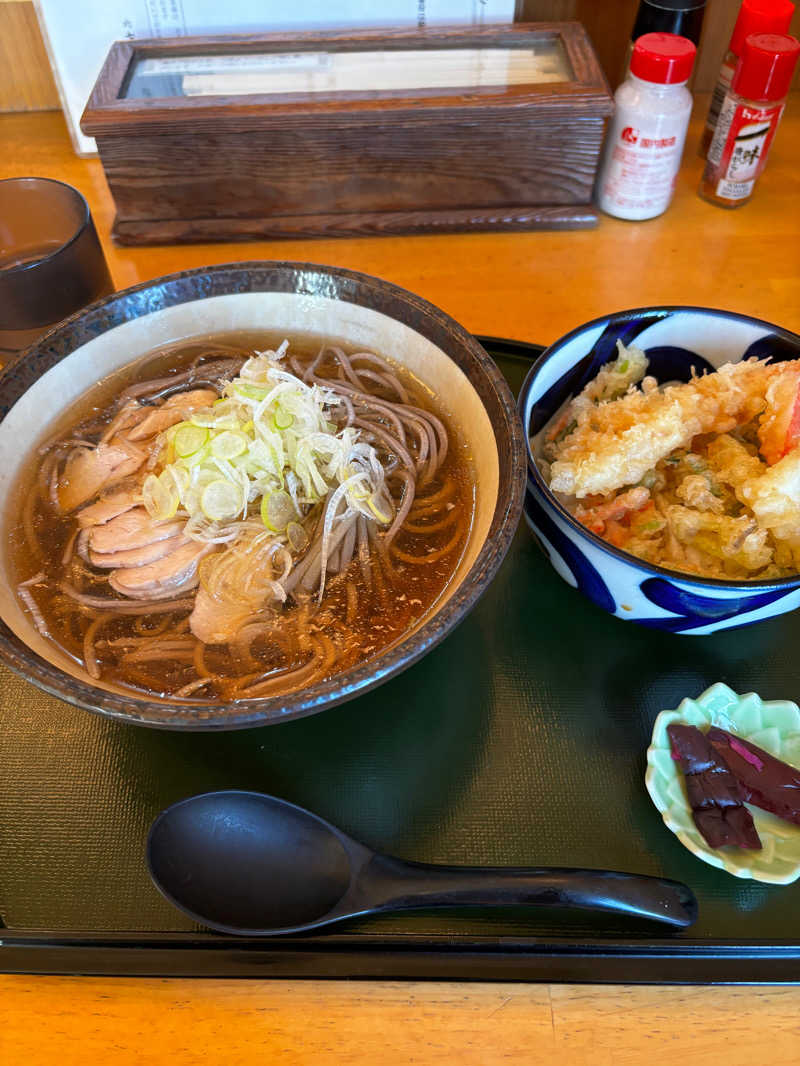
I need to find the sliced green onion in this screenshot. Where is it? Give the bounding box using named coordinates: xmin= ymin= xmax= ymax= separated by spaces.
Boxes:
xmin=261 ymin=489 xmax=295 ymax=532
xmin=142 ymin=472 xmax=179 ymax=521
xmin=367 ymin=495 xmax=391 ymax=524
xmin=174 ymin=423 xmax=209 ymax=458
xmin=272 ymin=407 xmax=295 ymax=431
xmin=232 ymin=383 xmax=267 ymax=402
xmin=200 ymin=479 xmax=242 ymax=521
xmin=167 ymin=464 xmax=191 ymax=497
xmin=287 ymin=521 xmax=309 ymax=552
xmin=150 ymin=352 xmax=399 ymax=548
xmin=211 ymin=430 xmax=248 ymax=461
xmin=554 ymin=419 xmax=577 ymax=444
xmin=189 ymin=408 xmax=219 ymax=429
xmin=345 ymin=466 xmax=369 ymax=500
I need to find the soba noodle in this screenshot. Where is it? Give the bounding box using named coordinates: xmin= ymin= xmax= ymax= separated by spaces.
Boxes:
xmin=12 ymin=336 xmax=473 ymax=702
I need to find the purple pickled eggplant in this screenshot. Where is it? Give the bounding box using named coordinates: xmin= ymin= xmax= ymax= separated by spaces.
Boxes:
xmin=667 ymin=723 xmax=762 ymax=850
xmin=707 ymin=726 xmax=800 ymax=827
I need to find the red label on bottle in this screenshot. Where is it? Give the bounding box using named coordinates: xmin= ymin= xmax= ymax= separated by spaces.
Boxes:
xmin=708 ymin=98 xmax=784 ymax=201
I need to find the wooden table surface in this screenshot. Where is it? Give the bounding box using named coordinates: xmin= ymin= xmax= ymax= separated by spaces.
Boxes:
xmin=2 ymin=100 xmax=800 ymax=1064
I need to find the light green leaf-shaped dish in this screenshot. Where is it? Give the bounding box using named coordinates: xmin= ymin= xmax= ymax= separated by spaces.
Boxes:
xmin=646 ymin=683 xmax=800 ymax=884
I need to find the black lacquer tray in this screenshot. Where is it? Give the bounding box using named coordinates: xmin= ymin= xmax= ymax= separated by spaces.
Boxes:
xmin=2 ymin=337 xmax=800 ymax=983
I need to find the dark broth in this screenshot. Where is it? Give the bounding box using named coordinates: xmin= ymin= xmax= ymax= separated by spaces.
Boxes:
xmin=11 ymin=332 xmax=475 ymax=702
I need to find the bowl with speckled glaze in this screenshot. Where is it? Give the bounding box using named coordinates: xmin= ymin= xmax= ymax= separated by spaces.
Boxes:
xmin=0 ymin=262 xmax=525 ymax=729
xmin=519 ymin=306 xmax=800 ymax=635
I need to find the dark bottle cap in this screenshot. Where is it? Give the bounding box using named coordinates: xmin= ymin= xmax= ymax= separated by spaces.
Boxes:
xmin=732 ymin=32 xmax=800 ymax=100
xmin=632 ymin=0 xmax=707 ymax=46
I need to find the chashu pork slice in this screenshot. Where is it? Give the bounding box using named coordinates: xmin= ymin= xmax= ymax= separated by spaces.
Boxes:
xmin=57 ymin=439 xmax=145 ymax=513
xmin=88 ymin=508 xmax=184 ymax=555
xmin=126 ymin=389 xmax=217 ymax=441
xmin=77 ymin=488 xmax=142 ymax=528
xmin=109 ymin=541 xmax=212 ymax=600
xmin=89 ymin=534 xmax=189 ymax=570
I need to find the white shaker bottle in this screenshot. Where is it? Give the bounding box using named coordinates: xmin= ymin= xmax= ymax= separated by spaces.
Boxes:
xmin=597 ymin=32 xmax=696 ymax=220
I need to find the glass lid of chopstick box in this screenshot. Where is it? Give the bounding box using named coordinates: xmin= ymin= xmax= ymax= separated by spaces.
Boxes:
xmin=122 ymin=41 xmax=573 ymax=99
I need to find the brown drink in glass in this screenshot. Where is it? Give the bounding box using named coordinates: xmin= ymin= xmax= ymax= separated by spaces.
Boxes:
xmin=0 ymin=178 xmax=113 ymax=360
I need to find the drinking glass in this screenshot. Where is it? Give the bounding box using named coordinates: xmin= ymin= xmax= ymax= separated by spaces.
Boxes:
xmin=0 ymin=177 xmax=114 ymax=360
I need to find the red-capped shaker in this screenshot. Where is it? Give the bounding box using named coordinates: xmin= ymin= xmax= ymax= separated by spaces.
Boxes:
xmin=700 ymin=0 xmax=795 ymax=154
xmin=701 ymin=33 xmax=800 ymax=207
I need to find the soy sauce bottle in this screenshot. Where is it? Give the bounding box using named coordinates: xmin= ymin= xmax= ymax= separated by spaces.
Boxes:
xmin=620 ymin=0 xmax=707 ymax=82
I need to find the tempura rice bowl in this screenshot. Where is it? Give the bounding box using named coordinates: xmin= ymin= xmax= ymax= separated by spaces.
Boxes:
xmin=519 ymin=306 xmax=800 ymax=635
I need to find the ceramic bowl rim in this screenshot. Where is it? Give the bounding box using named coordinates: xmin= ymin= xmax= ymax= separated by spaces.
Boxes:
xmin=519 ymin=303 xmax=800 ymax=592
xmin=0 ymin=261 xmax=526 ymax=730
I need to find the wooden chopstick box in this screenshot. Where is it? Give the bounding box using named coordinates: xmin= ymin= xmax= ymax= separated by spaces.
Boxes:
xmin=80 ymin=23 xmax=613 ymax=244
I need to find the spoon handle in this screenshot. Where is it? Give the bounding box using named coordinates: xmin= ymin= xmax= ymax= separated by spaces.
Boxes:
xmin=361 ymin=857 xmax=697 ymax=928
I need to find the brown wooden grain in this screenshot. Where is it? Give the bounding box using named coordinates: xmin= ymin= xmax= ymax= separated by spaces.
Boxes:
xmin=97 ymin=114 xmax=605 ymax=225
xmin=2 ymin=977 xmax=800 ymax=1065
xmin=82 ymin=24 xmax=611 ymax=131
xmin=572 ymin=0 xmax=641 ymax=89
xmin=80 ymin=24 xmax=611 ymax=242
xmin=522 ymin=0 xmax=578 ymax=21
xmin=2 ymin=98 xmax=800 ymax=1064
xmin=522 ymin=0 xmax=645 ymax=87
xmin=2 ymin=98 xmax=798 ymax=338
xmin=113 ymin=204 xmax=600 ymax=244
xmin=0 ymin=0 xmax=58 ymax=113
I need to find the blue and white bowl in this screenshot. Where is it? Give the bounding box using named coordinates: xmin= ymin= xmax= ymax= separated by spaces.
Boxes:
xmin=518 ymin=306 xmax=800 ymax=635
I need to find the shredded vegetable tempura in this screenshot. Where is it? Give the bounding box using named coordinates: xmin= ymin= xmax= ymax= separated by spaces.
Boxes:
xmin=538 ymin=343 xmax=800 ymax=579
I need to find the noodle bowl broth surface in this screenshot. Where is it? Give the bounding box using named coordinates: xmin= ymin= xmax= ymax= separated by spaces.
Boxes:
xmin=10 ymin=332 xmax=475 ymax=702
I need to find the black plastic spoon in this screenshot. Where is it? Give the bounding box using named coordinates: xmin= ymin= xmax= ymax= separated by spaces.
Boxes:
xmin=147 ymin=790 xmax=698 ymax=935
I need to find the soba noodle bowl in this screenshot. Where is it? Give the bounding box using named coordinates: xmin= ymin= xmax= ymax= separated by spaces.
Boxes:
xmin=12 ymin=336 xmax=474 ymax=702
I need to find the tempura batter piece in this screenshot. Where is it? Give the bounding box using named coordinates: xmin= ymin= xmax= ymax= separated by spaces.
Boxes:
xmin=675 ymin=474 xmax=724 ymax=515
xmin=741 ymin=444 xmax=800 ymax=544
xmin=665 ymin=505 xmax=773 ymax=572
xmin=574 ymin=485 xmax=650 ymax=534
xmin=543 ymin=342 xmax=649 ymax=453
xmin=758 ymin=364 xmax=800 ymax=466
xmin=706 ymin=434 xmax=767 ymax=502
xmin=549 ymin=360 xmax=774 ymax=499
xmin=582 ymin=341 xmax=649 ymax=405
